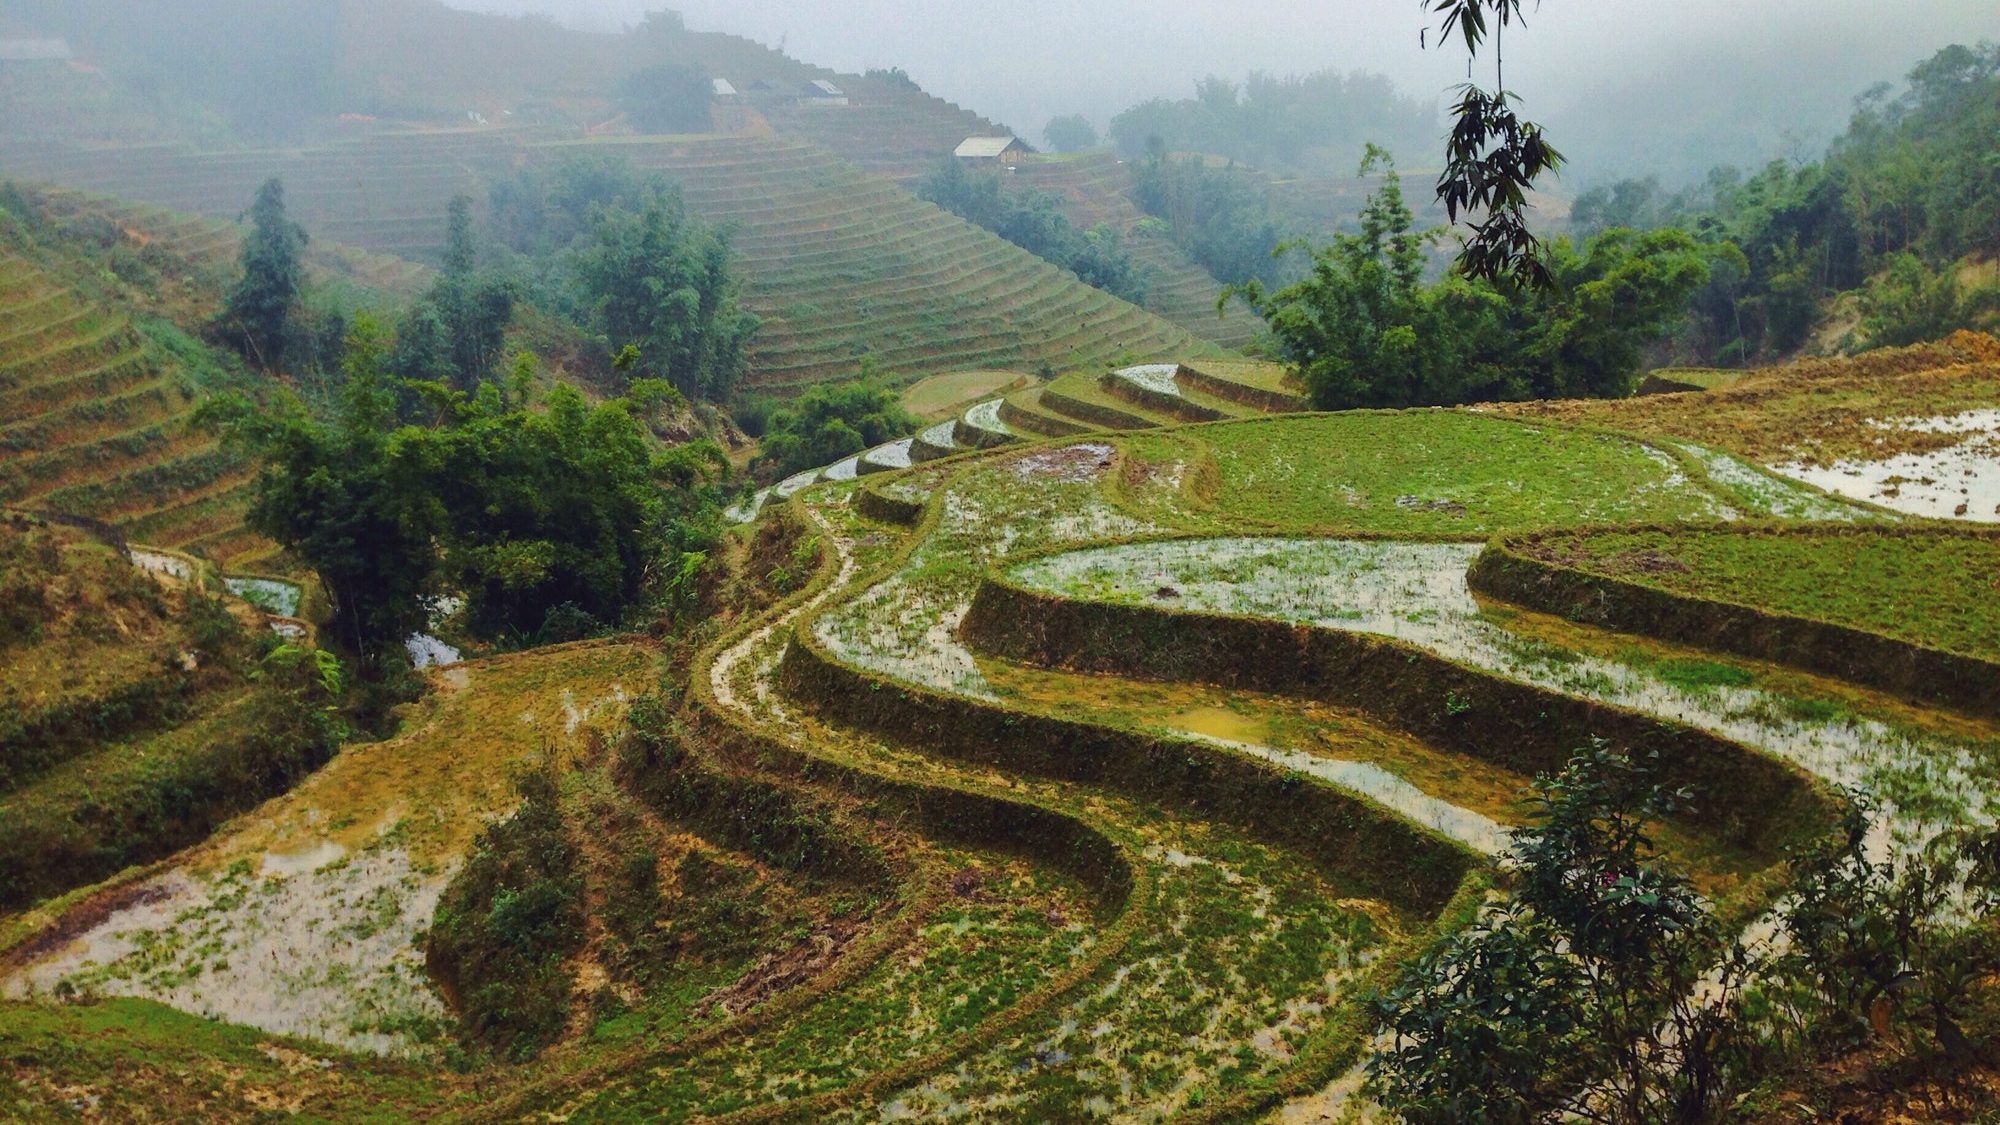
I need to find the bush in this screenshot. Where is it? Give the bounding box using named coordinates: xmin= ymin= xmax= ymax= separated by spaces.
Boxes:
xmin=425 ymin=767 xmax=584 ymax=1062
xmin=754 ymin=379 xmax=915 ymax=479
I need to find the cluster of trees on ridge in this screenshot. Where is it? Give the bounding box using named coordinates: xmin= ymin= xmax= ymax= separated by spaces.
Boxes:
xmin=917 ymin=156 xmax=1151 ymax=307
xmin=1109 ymin=68 xmax=1436 ymax=178
xmin=207 ymin=170 xmax=743 ymax=681
xmin=1230 ymin=151 xmax=1709 ymax=409
xmin=1130 ymin=141 xmax=1294 ymax=289
xmin=1568 ymin=42 xmax=2000 ymax=361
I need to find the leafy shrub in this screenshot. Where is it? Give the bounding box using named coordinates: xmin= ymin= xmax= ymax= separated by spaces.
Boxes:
xmin=425 ymin=767 xmax=584 ymax=1062
xmin=754 ymin=379 xmax=915 ymax=479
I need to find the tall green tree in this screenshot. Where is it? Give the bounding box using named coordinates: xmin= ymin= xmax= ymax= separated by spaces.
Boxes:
xmin=573 ymin=189 xmax=758 ymax=402
xmin=206 ymin=316 xmax=437 ymax=665
xmin=206 ymin=316 xmax=728 ymax=662
xmin=1043 ymin=114 xmax=1099 ymax=153
xmin=221 ymin=177 xmax=308 ymax=369
xmin=392 ymin=195 xmax=516 ymax=391
xmin=1231 ymin=151 xmax=1708 ymax=408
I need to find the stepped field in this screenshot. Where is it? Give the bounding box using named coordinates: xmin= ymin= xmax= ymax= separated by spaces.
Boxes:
xmin=11 ymin=356 xmax=2000 ymax=1116
xmin=1010 ymin=152 xmax=1264 ymax=350
xmin=3 ymin=130 xmax=1220 ymax=390
xmin=0 ymin=236 xmax=258 ymax=563
xmin=760 ymin=75 xmax=1007 ymax=185
xmin=0 ymin=129 xmax=516 ymax=265
xmin=546 ymin=134 xmax=1215 ymax=389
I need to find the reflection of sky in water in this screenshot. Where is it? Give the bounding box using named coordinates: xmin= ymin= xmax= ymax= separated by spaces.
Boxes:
xmin=1012 ymin=537 xmax=1994 ymax=838
xmin=223 ymin=576 xmax=302 ymax=617
xmin=963 ymin=398 xmax=1014 ymax=437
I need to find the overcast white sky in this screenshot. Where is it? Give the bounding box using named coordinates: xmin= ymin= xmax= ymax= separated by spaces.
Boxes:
xmin=450 ymin=1 xmax=1997 ymax=180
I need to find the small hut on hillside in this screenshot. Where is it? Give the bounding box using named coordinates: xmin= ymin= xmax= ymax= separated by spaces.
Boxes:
xmin=800 ymin=80 xmax=849 ymax=107
xmin=955 ymin=135 xmax=1028 ymax=168
xmin=712 ymin=78 xmax=739 ymax=103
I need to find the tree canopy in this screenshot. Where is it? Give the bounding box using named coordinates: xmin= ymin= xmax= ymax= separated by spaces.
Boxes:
xmin=218 ymin=178 xmax=307 ymax=370
xmin=488 ymin=158 xmax=758 ymax=402
xmin=206 ymin=316 xmax=727 ymax=664
xmin=1042 ymin=114 xmax=1099 ymax=153
xmin=1230 ymin=152 xmax=1708 ymax=409
xmin=1570 ymin=42 xmax=2000 ymax=360
xmin=754 ymin=380 xmax=916 ymax=479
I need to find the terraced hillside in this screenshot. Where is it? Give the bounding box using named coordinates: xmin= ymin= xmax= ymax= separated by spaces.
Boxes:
xmin=549 ymin=134 xmax=1214 ymax=389
xmin=13 ymin=367 xmax=2000 ymax=1117
xmin=1010 ymin=153 xmax=1263 ymax=350
xmin=759 ymin=75 xmax=1013 ymax=184
xmin=0 ymin=129 xmax=516 ymax=264
xmin=0 ymin=231 xmax=258 ymax=562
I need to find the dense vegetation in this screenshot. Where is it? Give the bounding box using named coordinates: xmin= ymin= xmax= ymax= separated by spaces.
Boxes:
xmin=389 ymin=196 xmax=517 ymax=392
xmin=1042 ymin=114 xmax=1099 ymax=153
xmin=215 ymin=178 xmax=309 ymax=371
xmin=918 ymin=157 xmax=1149 ymax=306
xmin=206 ymin=317 xmax=728 ymax=663
xmin=1371 ymin=750 xmax=2000 ymax=1122
xmin=1572 ymin=43 xmax=2000 ymax=360
xmin=753 ymin=379 xmax=917 ymax=478
xmin=426 ymin=766 xmax=585 ymax=1062
xmin=1129 ymin=143 xmax=1291 ymax=288
xmin=1108 ymin=69 xmax=1435 ymax=177
xmin=618 ymin=62 xmax=715 ymax=134
xmin=489 ymin=157 xmax=759 ymax=401
xmin=1229 ymin=154 xmax=1709 ymax=408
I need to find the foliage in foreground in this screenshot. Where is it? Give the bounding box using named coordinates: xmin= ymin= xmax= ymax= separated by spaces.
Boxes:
xmin=1231 ymin=152 xmax=1710 ymax=409
xmin=1368 ymin=748 xmax=2000 ymax=1123
xmin=425 ymin=766 xmax=584 ymax=1062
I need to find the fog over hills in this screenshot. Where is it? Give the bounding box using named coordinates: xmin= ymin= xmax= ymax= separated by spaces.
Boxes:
xmin=451 ymin=0 xmax=1996 ymax=183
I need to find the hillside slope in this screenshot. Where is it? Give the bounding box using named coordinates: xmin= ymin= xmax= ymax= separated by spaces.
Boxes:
xmin=1010 ymin=152 xmax=1263 ymax=349
xmin=542 ymin=135 xmax=1214 ymax=389
xmin=0 ymin=227 xmax=256 ymax=562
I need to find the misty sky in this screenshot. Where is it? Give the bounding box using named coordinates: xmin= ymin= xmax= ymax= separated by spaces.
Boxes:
xmin=451 ymin=0 xmax=1996 ymax=181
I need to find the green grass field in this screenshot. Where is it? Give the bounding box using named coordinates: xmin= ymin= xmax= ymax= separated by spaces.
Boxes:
xmin=1516 ymin=526 xmax=2000 ymax=661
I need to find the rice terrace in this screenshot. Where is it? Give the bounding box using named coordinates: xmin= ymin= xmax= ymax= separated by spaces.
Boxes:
xmin=1 ymin=1 xmax=1999 ymax=1122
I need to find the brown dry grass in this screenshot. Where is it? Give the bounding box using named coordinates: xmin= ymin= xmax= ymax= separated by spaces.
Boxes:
xmin=1499 ymin=332 xmax=2000 ymax=465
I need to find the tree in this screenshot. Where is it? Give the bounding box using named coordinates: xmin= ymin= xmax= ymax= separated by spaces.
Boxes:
xmin=204 ymin=316 xmax=438 ymax=666
xmin=205 ymin=316 xmax=729 ymax=662
xmin=1043 ymin=114 xmax=1099 ymax=153
xmin=1369 ymin=747 xmax=1754 ymax=1123
xmin=1231 ymin=151 xmax=1709 ymax=408
xmin=1423 ymin=0 xmax=1564 ymax=289
xmin=220 ymin=177 xmax=307 ymax=368
xmin=392 ymin=195 xmax=516 ymax=391
xmin=572 ymin=187 xmax=758 ymax=402
xmin=618 ymin=63 xmax=714 ymax=134
xmin=754 ymin=379 xmax=915 ymax=478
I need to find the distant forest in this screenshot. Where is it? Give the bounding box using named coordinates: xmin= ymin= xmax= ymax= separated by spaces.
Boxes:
xmin=1571 ymin=43 xmax=2000 ymax=362
xmin=1108 ymin=69 xmax=1437 ymax=178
